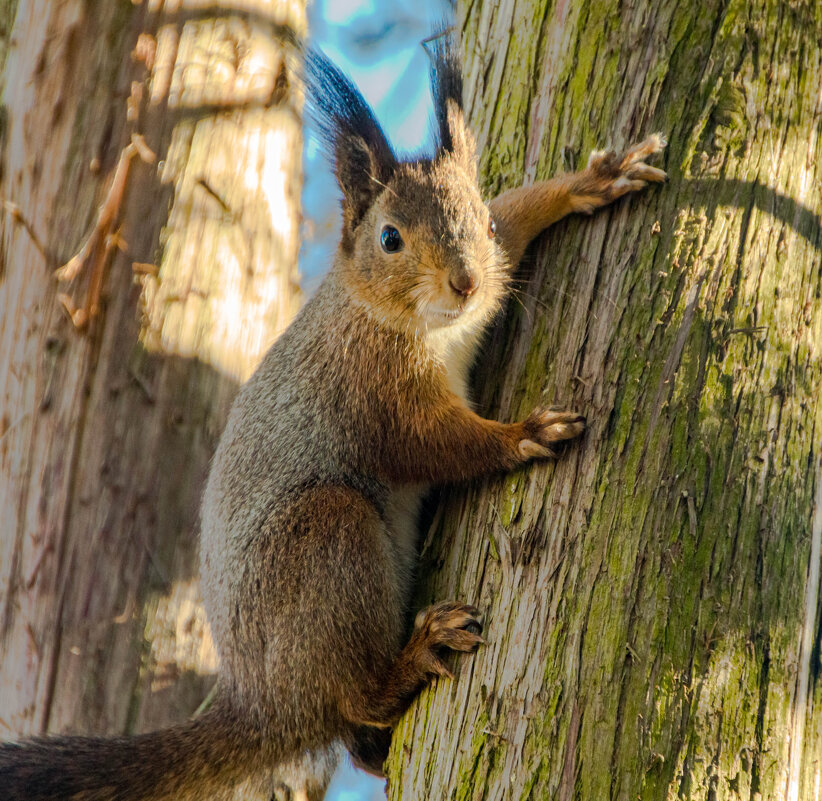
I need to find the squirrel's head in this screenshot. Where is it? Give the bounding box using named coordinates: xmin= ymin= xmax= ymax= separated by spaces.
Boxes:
xmin=307 ymin=35 xmax=508 ymax=335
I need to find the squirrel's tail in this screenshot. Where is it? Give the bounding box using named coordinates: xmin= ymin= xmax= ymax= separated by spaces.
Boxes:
xmin=0 ymin=698 xmax=272 ymax=801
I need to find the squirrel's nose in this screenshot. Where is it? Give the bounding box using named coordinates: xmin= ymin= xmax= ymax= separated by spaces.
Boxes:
xmin=449 ymin=268 xmax=478 ymax=297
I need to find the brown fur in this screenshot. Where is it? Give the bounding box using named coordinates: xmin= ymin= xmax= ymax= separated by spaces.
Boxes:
xmin=0 ymin=43 xmax=665 ymax=800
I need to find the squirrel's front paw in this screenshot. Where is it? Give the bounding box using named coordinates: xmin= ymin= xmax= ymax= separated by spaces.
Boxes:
xmin=411 ymin=601 xmax=484 ymax=679
xmin=573 ymin=134 xmax=667 ymax=212
xmin=519 ymin=408 xmax=586 ymax=460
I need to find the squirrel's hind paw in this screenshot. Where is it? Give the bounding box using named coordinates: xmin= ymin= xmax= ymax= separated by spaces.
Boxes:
xmin=411 ymin=601 xmax=485 ymax=680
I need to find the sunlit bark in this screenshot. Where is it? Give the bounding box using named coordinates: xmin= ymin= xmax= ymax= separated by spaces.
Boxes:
xmin=0 ymin=0 xmax=303 ymax=747
xmin=389 ymin=2 xmax=822 ymax=799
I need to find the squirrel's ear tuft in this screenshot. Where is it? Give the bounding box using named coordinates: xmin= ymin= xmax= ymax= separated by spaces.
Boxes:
xmin=305 ymin=49 xmax=397 ymax=244
xmin=427 ymin=29 xmax=477 ymax=174
xmin=443 ymin=99 xmax=477 ymax=176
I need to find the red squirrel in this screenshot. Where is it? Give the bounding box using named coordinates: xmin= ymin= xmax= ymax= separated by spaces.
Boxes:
xmin=0 ymin=34 xmax=666 ymax=801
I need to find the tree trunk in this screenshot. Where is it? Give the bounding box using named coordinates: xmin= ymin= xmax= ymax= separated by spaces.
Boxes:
xmin=388 ymin=2 xmax=822 ymax=800
xmin=0 ymin=0 xmax=303 ymax=743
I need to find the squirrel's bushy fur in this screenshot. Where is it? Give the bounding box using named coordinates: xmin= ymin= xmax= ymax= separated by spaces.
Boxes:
xmin=0 ymin=32 xmax=666 ymax=801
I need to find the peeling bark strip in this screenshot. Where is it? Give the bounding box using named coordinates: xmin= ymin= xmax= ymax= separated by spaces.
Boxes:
xmin=388 ymin=1 xmax=822 ymax=800
xmin=0 ymin=0 xmax=303 ymax=764
xmin=787 ymin=457 xmax=822 ymax=801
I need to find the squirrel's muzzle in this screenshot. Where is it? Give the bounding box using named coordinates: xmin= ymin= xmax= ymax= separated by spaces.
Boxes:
xmin=448 ymin=266 xmax=478 ymax=297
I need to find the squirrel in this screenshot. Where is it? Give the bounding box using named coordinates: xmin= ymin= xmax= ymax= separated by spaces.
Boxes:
xmin=0 ymin=34 xmax=666 ymax=801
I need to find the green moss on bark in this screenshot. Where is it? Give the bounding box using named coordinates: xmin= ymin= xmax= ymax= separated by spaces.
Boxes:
xmin=389 ymin=0 xmax=822 ymax=799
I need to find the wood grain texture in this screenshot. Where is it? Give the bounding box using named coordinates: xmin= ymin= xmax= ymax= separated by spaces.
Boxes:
xmin=0 ymin=0 xmax=303 ymax=746
xmin=388 ymin=1 xmax=822 ymax=799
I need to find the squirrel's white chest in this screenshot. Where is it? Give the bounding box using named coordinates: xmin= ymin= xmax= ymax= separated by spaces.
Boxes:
xmin=428 ymin=325 xmax=481 ymax=405
xmin=383 ymin=326 xmax=481 ymax=603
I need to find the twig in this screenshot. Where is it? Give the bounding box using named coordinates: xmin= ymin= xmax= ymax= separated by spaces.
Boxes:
xmin=26 ymin=543 xmax=53 ymax=589
xmin=193 ymin=684 xmax=219 ymax=717
xmin=2 ymin=200 xmax=50 ymax=261
xmin=196 ymin=178 xmax=232 ymax=216
xmin=55 ymin=133 xmax=156 ymax=330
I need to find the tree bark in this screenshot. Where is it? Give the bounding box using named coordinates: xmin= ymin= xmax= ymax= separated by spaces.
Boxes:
xmin=0 ymin=0 xmax=303 ymax=744
xmin=388 ymin=2 xmax=822 ymax=800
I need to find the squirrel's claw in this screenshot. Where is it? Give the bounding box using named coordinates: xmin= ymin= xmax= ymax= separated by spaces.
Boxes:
xmin=520 ymin=409 xmax=586 ymax=461
xmin=411 ymin=601 xmax=485 ymax=680
xmin=572 ymin=135 xmax=667 ymax=214
xmin=618 ymin=132 xmax=667 ymax=168
xmin=589 ymin=133 xmax=667 ymax=184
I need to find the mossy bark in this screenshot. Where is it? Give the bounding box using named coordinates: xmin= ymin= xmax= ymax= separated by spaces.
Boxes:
xmin=0 ymin=0 xmax=303 ymax=742
xmin=388 ymin=1 xmax=822 ymax=800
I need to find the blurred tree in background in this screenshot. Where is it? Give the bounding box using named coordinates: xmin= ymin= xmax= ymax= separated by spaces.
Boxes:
xmin=0 ymin=0 xmax=302 ymax=788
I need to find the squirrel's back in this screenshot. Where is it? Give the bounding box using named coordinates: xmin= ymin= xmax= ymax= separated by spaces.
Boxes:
xmin=200 ymin=267 xmax=441 ymax=701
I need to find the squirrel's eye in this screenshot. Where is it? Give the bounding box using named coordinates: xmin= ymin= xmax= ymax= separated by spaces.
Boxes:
xmin=488 ymin=218 xmax=497 ymax=239
xmin=380 ymin=225 xmax=403 ymax=253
